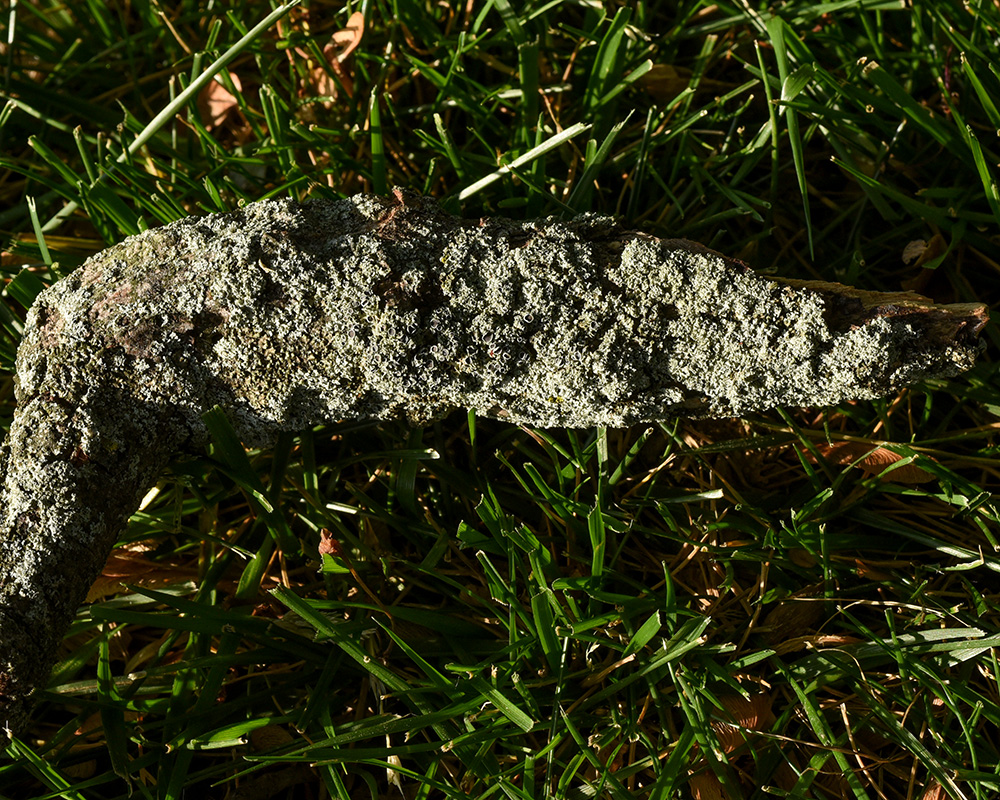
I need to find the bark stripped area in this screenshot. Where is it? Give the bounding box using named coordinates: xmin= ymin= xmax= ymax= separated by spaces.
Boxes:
xmin=0 ymin=191 xmax=988 ymax=743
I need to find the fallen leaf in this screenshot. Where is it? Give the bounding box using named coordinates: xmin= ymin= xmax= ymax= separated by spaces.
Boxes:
xmin=711 ymin=693 xmax=775 ymax=753
xmin=760 ymin=594 xmax=825 ymax=645
xmin=197 ymin=71 xmax=243 ymax=131
xmin=902 ymin=234 xmax=946 ymax=267
xmin=296 ymin=12 xmax=365 ymax=109
xmin=920 ymin=780 xmax=948 ymax=800
xmin=854 ymin=558 xmax=894 ymax=581
xmin=689 ymin=771 xmax=729 ymax=800
xmin=318 ymin=527 xmax=340 ymax=557
xmin=806 ymin=442 xmax=936 ymax=484
xmin=901 ymin=233 xmax=948 ymax=292
xmin=327 ymin=11 xmax=364 ymax=63
xmin=87 ymin=547 xmax=196 ymax=602
xmin=903 ymin=239 xmax=929 ymax=265
xmin=638 ymin=64 xmax=692 ymax=104
xmin=250 ymin=724 xmax=294 ymax=751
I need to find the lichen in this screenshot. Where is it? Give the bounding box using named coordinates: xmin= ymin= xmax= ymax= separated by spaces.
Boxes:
xmin=27 ymin=194 xmax=986 ymax=439
xmin=0 ymin=190 xmax=986 ymax=745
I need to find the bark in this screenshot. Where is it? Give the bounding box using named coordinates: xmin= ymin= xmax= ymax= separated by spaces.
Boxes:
xmin=0 ymin=190 xmax=987 ymax=744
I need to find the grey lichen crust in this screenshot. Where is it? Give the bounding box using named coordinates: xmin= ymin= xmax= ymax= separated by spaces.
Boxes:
xmin=0 ymin=190 xmax=987 ymax=744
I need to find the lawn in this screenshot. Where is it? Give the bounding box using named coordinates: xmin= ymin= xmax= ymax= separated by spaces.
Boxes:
xmin=1 ymin=1 xmax=999 ymax=798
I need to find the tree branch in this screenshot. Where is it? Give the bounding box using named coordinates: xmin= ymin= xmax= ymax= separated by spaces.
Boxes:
xmin=0 ymin=191 xmax=987 ymax=744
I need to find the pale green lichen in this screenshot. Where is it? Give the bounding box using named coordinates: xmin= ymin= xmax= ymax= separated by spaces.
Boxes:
xmin=22 ymin=193 xmax=984 ymax=439
xmin=0 ymin=190 xmax=987 ymax=744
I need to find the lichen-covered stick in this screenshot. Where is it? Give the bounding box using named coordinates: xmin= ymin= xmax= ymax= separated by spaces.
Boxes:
xmin=0 ymin=191 xmax=987 ymax=743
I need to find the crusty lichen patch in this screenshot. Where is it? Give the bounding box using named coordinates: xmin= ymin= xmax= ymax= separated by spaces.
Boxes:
xmin=19 ymin=192 xmax=986 ymax=440
xmin=0 ymin=190 xmax=987 ymax=745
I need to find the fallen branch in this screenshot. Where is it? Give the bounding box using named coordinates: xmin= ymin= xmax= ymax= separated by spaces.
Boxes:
xmin=0 ymin=190 xmax=987 ymax=743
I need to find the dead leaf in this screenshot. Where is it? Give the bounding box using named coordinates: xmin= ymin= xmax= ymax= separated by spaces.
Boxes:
xmin=854 ymin=559 xmax=894 ymax=581
xmin=901 ymin=234 xmax=948 ymax=292
xmin=760 ymin=595 xmax=825 ymax=645
xmin=327 ymin=11 xmax=364 ymax=63
xmin=638 ymin=64 xmax=692 ymax=104
xmin=318 ymin=527 xmax=340 ymax=557
xmin=250 ymin=724 xmax=294 ymax=751
xmin=689 ymin=770 xmax=729 ymax=800
xmin=903 ymin=239 xmax=930 ymax=265
xmin=62 ymin=759 xmax=97 ymax=780
xmin=920 ymin=780 xmax=948 ymax=800
xmin=808 ymin=442 xmax=936 ymax=484
xmin=296 ymin=12 xmax=365 ymax=108
xmin=771 ymin=633 xmax=862 ymax=657
xmin=197 ymin=72 xmax=243 ymax=131
xmin=711 ymin=693 xmax=775 ymax=753
xmin=87 ymin=547 xmax=195 ymax=602
xmin=308 ymin=64 xmax=343 ymax=105
xmin=902 ymin=234 xmax=947 ymax=268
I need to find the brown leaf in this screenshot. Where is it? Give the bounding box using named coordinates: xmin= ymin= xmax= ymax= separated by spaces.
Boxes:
xmin=197 ymin=72 xmax=243 ymax=131
xmin=901 ymin=234 xmax=948 ymax=292
xmin=902 ymin=239 xmax=930 ymax=265
xmin=318 ymin=528 xmax=340 ymax=557
xmin=761 ymin=596 xmax=825 ymax=645
xmin=920 ymin=780 xmax=948 ymax=800
xmin=771 ymin=633 xmax=862 ymax=656
xmin=689 ymin=770 xmax=730 ymax=800
xmin=87 ymin=547 xmax=195 ymax=602
xmin=250 ymin=724 xmax=294 ymax=751
xmin=62 ymin=759 xmax=97 ymax=780
xmin=308 ymin=64 xmax=343 ymax=105
xmin=808 ymin=442 xmax=936 ymax=484
xmin=306 ymin=12 xmax=365 ymax=105
xmin=902 ymin=234 xmax=947 ymax=268
xmin=854 ymin=559 xmax=894 ymax=581
xmin=711 ymin=693 xmax=775 ymax=753
xmin=327 ymin=11 xmax=364 ymax=63
xmin=638 ymin=64 xmax=691 ymax=103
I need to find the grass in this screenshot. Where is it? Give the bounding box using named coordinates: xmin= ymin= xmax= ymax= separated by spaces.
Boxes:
xmin=1 ymin=0 xmax=999 ymax=798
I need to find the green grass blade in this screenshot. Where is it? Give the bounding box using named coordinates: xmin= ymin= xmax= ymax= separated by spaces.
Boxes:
xmin=3 ymin=737 xmax=89 ymax=800
xmin=202 ymin=406 xmax=297 ymax=559
xmin=124 ymin=1 xmax=300 ymax=164
xmin=962 ymin=123 xmax=1000 ymax=226
xmin=767 ymin=15 xmax=813 ymax=258
xmin=861 ymin=58 xmax=956 ymax=150
xmin=369 ymin=87 xmax=386 ymax=195
xmin=962 ymin=54 xmax=1000 ymax=131
xmin=467 ymin=675 xmax=535 ymax=733
xmin=458 ymin=121 xmax=591 ymax=200
xmin=97 ymin=625 xmax=132 ymax=783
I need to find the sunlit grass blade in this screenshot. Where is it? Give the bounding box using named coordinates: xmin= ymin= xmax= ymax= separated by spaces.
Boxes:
xmin=492 ymin=0 xmax=527 ymax=46
xmin=861 ymin=58 xmax=956 ymax=150
xmin=458 ymin=122 xmax=591 ymax=200
xmin=582 ymin=7 xmax=630 ymax=123
xmin=202 ymin=406 xmax=297 ymax=559
xmin=369 ymin=88 xmax=386 ymax=195
xmin=567 ymin=114 xmax=630 ymax=211
xmin=3 ymin=736 xmax=88 ymax=800
xmin=962 ymin=55 xmax=1000 ymax=131
xmin=271 ymin=584 xmax=407 ymax=694
xmin=767 ymin=16 xmax=813 ymax=257
xmin=466 ymin=675 xmax=534 ymax=732
xmin=962 ymin=123 xmax=1000 ymax=226
xmin=124 ymin=1 xmax=301 ymax=165
xmin=25 ymin=196 xmax=52 ymax=267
